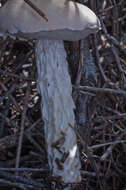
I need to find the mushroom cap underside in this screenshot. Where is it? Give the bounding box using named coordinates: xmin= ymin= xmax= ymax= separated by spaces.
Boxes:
xmin=0 ymin=0 xmax=101 ymax=40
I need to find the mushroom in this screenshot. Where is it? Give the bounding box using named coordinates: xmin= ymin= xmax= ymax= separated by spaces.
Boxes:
xmin=0 ymin=0 xmax=100 ymax=40
xmin=0 ymin=0 xmax=100 ymax=184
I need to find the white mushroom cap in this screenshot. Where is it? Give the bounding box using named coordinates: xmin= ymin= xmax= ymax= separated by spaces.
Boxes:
xmin=0 ymin=0 xmax=101 ymax=41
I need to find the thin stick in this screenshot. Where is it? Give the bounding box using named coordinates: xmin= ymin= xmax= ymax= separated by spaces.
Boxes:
xmin=14 ymin=83 xmax=30 ymax=178
xmin=76 ymin=85 xmax=126 ymax=97
xmin=24 ymin=0 xmax=48 ymax=21
xmin=0 ymin=168 xmax=49 ymax=172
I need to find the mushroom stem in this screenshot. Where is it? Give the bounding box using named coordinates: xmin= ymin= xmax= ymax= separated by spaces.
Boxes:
xmin=35 ymin=39 xmax=81 ymax=183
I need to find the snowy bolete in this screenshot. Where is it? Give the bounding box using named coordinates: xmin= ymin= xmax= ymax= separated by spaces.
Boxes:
xmin=0 ymin=0 xmax=100 ymax=184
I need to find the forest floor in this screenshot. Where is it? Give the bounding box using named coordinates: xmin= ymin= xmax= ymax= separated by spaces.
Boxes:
xmin=0 ymin=0 xmax=126 ymax=190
